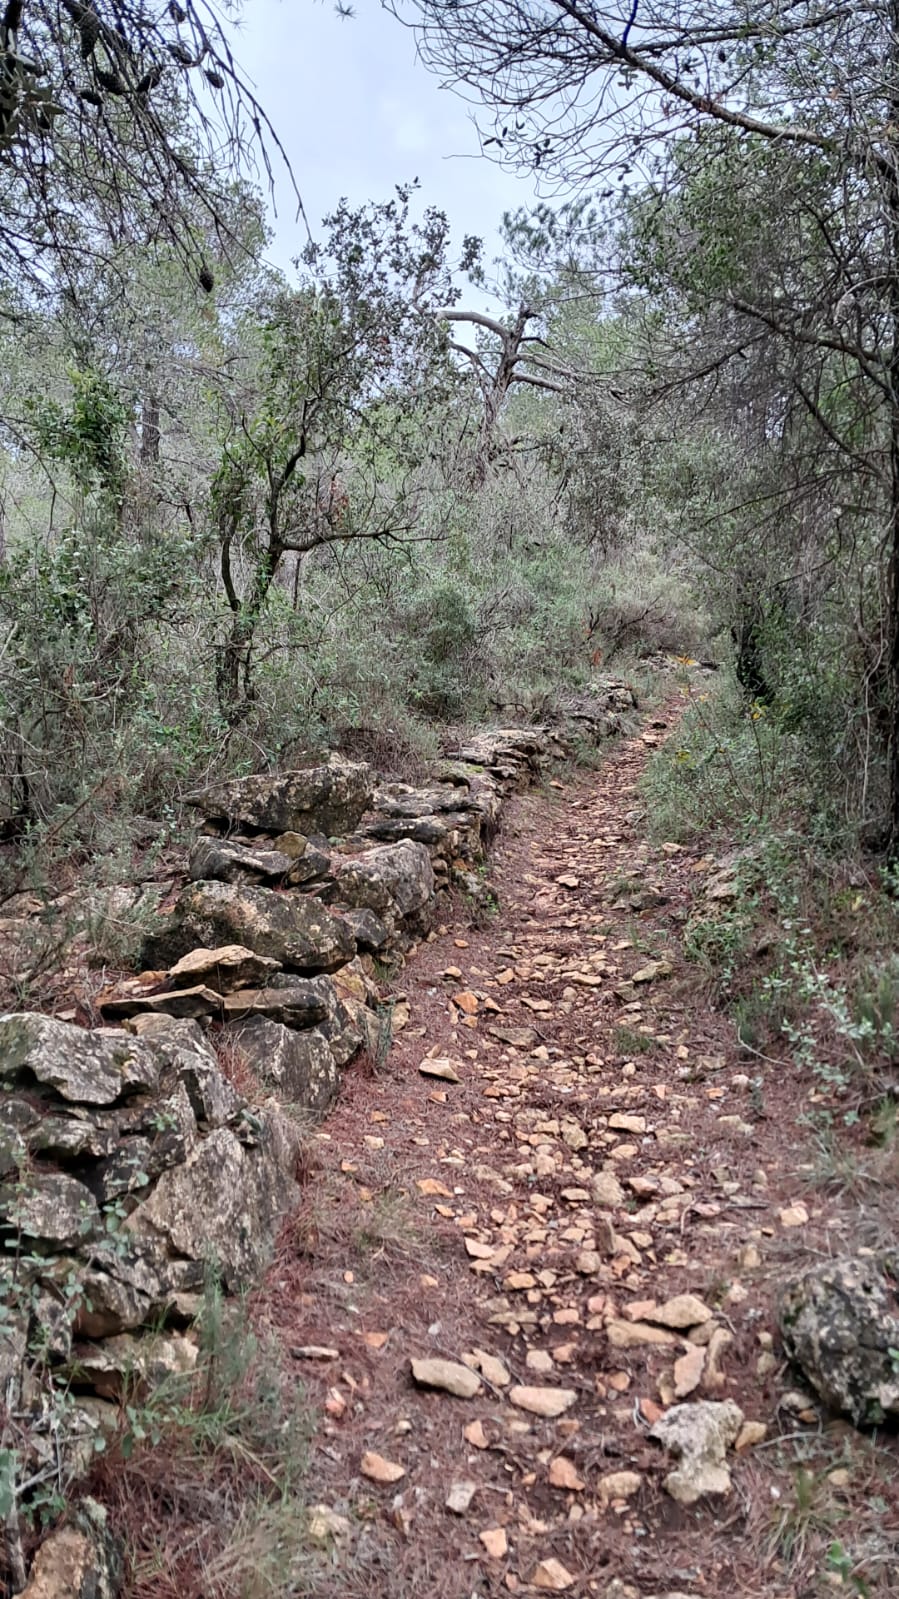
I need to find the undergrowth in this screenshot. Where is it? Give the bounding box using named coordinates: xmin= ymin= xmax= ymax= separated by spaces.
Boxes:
xmin=88 ymin=1278 xmax=318 ymax=1599
xmin=644 ymin=670 xmax=899 ymax=1174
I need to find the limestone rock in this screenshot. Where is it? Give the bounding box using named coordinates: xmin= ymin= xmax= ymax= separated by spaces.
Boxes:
xmin=652 ymin=1294 xmax=714 ymax=1330
xmin=20 ymin=1498 xmax=122 ymax=1599
xmin=778 ymin=1255 xmax=899 ymax=1424
xmin=361 ymin=1450 xmax=406 ymax=1484
xmin=649 ymin=1399 xmax=744 ymax=1504
xmin=168 ymin=945 xmax=282 ymax=993
xmin=598 ymin=1470 xmax=642 ymax=1504
xmin=0 ymin=1014 xmax=160 ymax=1105
xmin=188 ymin=756 xmax=373 ymax=837
xmin=446 ymin=1480 xmax=478 ymax=1514
xmin=91 ymin=1085 xmax=197 ymax=1201
xmin=0 ymin=1307 xmax=30 ymax=1410
xmin=410 ymin=1357 xmax=482 ymax=1397
xmin=419 ymin=1057 xmax=461 ymax=1083
xmin=272 ymin=832 xmax=309 ymax=858
xmin=98 ymin=981 xmax=222 ymax=1021
xmin=127 ymin=1014 xmax=241 ymax=1127
xmin=28 ymin=1116 xmax=118 ymax=1162
xmin=74 ymin=1245 xmax=181 ymax=1338
xmin=228 ymin=1017 xmax=340 ymax=1117
xmin=591 ymin=1171 xmax=625 ymax=1208
xmin=532 ymin=1558 xmax=575 ymax=1591
xmin=607 ymin=1319 xmax=676 ymax=1349
xmin=126 ymin=1114 xmax=298 ymax=1289
xmin=66 ymin=1330 xmax=198 ymax=1401
xmin=332 ymin=840 xmax=434 ymax=922
xmin=317 ymin=997 xmax=366 ymax=1068
xmin=509 ymin=1384 xmax=577 ymax=1417
xmin=188 ymin=835 xmax=294 ymax=885
xmin=673 ymin=1344 xmax=706 ymax=1398
xmin=332 ymin=957 xmax=379 ymax=1008
xmin=0 ymin=1171 xmax=100 ymax=1248
xmin=142 ymin=880 xmax=355 ymax=973
xmin=220 ymin=976 xmax=335 ymax=1027
xmin=340 ymin=906 xmax=391 ymax=950
xmin=306 ymin=1505 xmax=351 ymax=1543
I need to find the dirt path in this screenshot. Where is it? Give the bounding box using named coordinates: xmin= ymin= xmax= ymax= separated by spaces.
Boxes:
xmin=256 ymin=706 xmax=899 ymax=1599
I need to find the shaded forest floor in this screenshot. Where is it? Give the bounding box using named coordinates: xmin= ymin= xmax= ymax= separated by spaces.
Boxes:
xmin=124 ymin=703 xmax=899 ymax=1598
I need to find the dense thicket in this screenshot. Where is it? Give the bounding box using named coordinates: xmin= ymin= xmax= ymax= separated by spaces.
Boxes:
xmin=18 ymin=0 xmax=898 ymax=895
xmin=396 ymin=0 xmax=899 ymax=848
xmin=0 ymin=92 xmax=696 ymax=887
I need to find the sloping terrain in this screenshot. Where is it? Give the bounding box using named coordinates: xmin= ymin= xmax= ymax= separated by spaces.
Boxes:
xmin=249 ymin=704 xmax=899 ymax=1599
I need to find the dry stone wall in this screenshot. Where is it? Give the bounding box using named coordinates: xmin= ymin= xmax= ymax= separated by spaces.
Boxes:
xmin=0 ymin=681 xmax=636 ymax=1579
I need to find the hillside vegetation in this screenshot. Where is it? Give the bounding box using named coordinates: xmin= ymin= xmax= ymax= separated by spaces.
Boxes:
xmin=4 ymin=2 xmax=899 ymax=1596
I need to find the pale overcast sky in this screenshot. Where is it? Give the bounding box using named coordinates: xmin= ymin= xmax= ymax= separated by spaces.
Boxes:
xmin=232 ymin=0 xmax=541 ymax=285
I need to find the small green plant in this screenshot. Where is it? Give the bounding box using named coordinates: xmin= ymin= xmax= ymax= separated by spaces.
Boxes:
xmin=826 ymin=1540 xmax=871 ymax=1596
xmin=683 ymin=907 xmax=751 ymax=984
xmin=372 ymin=998 xmax=395 ymax=1073
xmin=96 ymin=1273 xmax=316 ymax=1595
xmin=613 ymin=1026 xmax=657 ymax=1055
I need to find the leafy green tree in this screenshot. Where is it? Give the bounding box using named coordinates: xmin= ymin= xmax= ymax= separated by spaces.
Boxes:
xmin=398 ymin=0 xmax=899 ymax=844
xmin=208 ymin=188 xmax=474 ymax=718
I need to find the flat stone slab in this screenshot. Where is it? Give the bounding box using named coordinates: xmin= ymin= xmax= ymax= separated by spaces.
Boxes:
xmin=168 ymin=945 xmax=282 ymax=993
xmin=221 ymin=977 xmax=335 ymax=1027
xmin=0 ymin=1014 xmax=161 ymax=1105
xmin=227 ymin=1016 xmax=341 ymax=1117
xmin=142 ymin=881 xmax=356 ymax=974
xmin=187 ymin=756 xmax=373 ymax=838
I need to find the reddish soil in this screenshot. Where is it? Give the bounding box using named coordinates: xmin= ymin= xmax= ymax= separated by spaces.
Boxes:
xmin=190 ymin=710 xmax=899 ymax=1594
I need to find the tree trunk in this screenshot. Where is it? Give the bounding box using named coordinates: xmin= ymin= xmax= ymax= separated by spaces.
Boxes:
xmin=216 ymin=537 xmax=283 ymax=723
xmin=140 ymin=395 xmax=160 ymax=465
xmin=886 ymin=1 xmax=899 ymax=851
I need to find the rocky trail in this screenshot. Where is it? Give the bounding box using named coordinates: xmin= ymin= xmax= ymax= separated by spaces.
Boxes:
xmin=4 ymin=693 xmax=899 ymax=1599
xmin=245 ymin=706 xmax=899 ymax=1599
